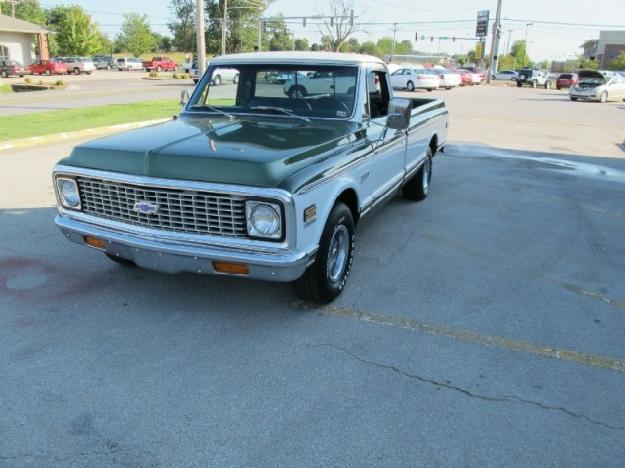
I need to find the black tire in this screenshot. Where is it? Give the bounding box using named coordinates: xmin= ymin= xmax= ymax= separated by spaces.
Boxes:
xmin=544 ymin=81 xmax=551 ymax=89
xmin=516 ymin=81 xmax=522 ymax=87
xmin=599 ymin=91 xmax=608 ymax=103
xmin=295 ymin=202 xmax=355 ymax=304
xmin=73 ymin=67 xmax=80 ymax=75
xmin=193 ymin=78 xmax=198 ymax=84
xmin=403 ymin=148 xmax=432 ymax=201
xmin=288 ymin=85 xmax=307 ymax=98
xmin=213 ymin=74 xmax=222 ymax=85
xmin=570 ymin=97 xmax=578 ymax=101
xmin=407 ymin=80 xmax=415 ymax=92
xmin=105 ymin=253 xmax=136 ymax=267
xmin=0 ymin=70 xmax=7 ymax=78
xmin=556 ymin=86 xmax=561 ymax=90
xmin=426 ymin=88 xmax=433 ymax=92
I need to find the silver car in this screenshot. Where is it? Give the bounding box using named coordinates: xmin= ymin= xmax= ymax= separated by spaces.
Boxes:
xmin=569 ymin=70 xmax=625 ymax=103
xmin=63 ymin=57 xmax=96 ymax=75
xmin=115 ymin=57 xmax=143 ymax=71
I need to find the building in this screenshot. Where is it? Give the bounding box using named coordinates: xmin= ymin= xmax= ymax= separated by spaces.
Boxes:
xmin=0 ymin=13 xmax=51 ymax=65
xmin=596 ymin=31 xmax=625 ymax=68
xmin=581 ymin=40 xmax=598 ymax=60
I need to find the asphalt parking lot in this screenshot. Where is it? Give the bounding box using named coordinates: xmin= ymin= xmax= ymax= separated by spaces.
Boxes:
xmin=1 ymin=84 xmax=625 ymax=466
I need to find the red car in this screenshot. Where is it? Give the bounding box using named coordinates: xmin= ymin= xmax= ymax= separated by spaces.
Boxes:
xmin=142 ymin=56 xmax=178 ymax=72
xmin=29 ymin=59 xmax=67 ymax=75
xmin=556 ymin=73 xmax=578 ymax=90
xmin=449 ymin=68 xmax=473 ymax=86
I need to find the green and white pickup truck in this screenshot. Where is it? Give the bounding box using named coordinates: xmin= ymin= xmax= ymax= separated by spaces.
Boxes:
xmin=53 ymin=52 xmax=448 ymax=303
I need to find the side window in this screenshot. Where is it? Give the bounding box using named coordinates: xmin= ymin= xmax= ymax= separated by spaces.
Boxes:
xmin=367 ymin=70 xmax=390 ymax=119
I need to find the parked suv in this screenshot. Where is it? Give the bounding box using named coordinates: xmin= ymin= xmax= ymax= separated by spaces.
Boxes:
xmin=115 ymin=57 xmax=143 ymax=71
xmin=556 ymin=73 xmax=578 ymax=89
xmin=92 ymin=55 xmax=114 ymax=70
xmin=63 ymin=57 xmax=96 ymax=75
xmin=516 ymin=69 xmax=552 ymax=88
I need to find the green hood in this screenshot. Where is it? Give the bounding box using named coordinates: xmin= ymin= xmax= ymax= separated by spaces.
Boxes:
xmin=60 ymin=116 xmax=358 ymax=188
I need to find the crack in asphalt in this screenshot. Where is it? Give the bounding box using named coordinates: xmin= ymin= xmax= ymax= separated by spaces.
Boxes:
xmin=309 ymin=343 xmax=625 ymax=432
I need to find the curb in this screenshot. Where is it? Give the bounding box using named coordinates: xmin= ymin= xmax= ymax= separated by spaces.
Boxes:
xmin=0 ymin=118 xmax=171 ymax=152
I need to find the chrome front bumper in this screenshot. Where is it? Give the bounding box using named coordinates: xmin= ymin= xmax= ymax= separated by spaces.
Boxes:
xmin=56 ymin=214 xmax=316 ymax=282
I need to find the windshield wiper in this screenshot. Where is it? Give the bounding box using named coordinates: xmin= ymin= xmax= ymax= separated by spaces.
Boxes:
xmin=248 ymin=105 xmax=310 ymax=123
xmin=190 ymin=104 xmax=234 ymax=120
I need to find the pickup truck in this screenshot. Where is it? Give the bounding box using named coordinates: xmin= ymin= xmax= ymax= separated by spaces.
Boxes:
xmin=142 ymin=56 xmax=178 ymax=72
xmin=52 ymin=52 xmax=448 ymax=303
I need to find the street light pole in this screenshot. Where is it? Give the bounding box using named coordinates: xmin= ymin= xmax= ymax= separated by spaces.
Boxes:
xmin=486 ymin=0 xmax=502 ymax=83
xmin=523 ymin=22 xmax=532 ymax=67
xmin=392 ymin=23 xmax=397 ymax=57
xmin=195 ymin=0 xmax=206 ymax=76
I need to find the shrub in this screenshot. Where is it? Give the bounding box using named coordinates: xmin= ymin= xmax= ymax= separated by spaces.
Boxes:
xmin=24 ymin=77 xmax=32 ymax=83
xmin=148 ymin=71 xmax=159 ymax=78
xmin=55 ymin=80 xmax=64 ymax=86
xmin=172 ymin=73 xmax=179 ymax=79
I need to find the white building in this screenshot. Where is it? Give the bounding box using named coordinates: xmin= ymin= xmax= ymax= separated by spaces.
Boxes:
xmin=0 ymin=13 xmax=51 ymax=65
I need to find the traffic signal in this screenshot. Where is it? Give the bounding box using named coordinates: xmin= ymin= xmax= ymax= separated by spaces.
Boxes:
xmin=430 ymin=36 xmax=434 ymax=42
xmin=453 ymin=37 xmax=456 ymax=42
xmin=415 ymin=32 xmax=418 ymax=41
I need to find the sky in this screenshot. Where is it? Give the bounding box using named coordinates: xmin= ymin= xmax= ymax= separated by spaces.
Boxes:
xmin=40 ymin=0 xmax=625 ymax=61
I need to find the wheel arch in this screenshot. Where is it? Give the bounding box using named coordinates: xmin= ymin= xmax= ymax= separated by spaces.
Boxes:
xmin=429 ymin=134 xmax=439 ymax=156
xmin=335 ymin=187 xmax=360 ymax=226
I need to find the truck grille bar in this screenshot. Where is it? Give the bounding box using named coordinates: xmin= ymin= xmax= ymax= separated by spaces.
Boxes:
xmin=76 ymin=177 xmax=248 ymax=237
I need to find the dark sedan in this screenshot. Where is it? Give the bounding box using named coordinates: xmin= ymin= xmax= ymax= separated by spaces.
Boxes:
xmin=0 ymin=59 xmax=26 ymax=78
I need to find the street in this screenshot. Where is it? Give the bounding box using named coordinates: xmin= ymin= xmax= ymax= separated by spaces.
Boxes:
xmin=1 ymin=84 xmax=625 ymax=466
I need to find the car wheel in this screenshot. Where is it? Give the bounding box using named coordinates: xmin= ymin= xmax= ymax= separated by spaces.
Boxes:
xmin=406 ymin=80 xmax=415 ymax=92
xmin=544 ymin=81 xmax=551 ymax=89
xmin=127 ymin=66 xmax=132 ymax=72
xmin=556 ymin=86 xmax=561 ymax=90
xmin=106 ymin=65 xmax=111 ymax=70
xmin=156 ymin=66 xmax=162 ymax=72
xmin=516 ymin=81 xmax=522 ymax=87
xmin=403 ymin=147 xmax=432 ymax=201
xmin=86 ymin=72 xmax=92 ymax=75
xmin=445 ymin=86 xmax=452 ymax=90
xmin=531 ymin=80 xmax=537 ymax=88
xmin=193 ymin=79 xmax=198 ymax=84
xmin=105 ymin=253 xmax=136 ymax=267
xmin=0 ymin=71 xmax=7 ymax=78
xmin=213 ymin=74 xmax=222 ymax=85
xmin=44 ymin=69 xmax=51 ymax=76
xmin=288 ymin=85 xmax=307 ymax=98
xmin=295 ymin=202 xmax=355 ymax=304
xmin=73 ymin=67 xmax=80 ymax=75
xmin=570 ymin=97 xmax=578 ymax=101
xmin=599 ymin=91 xmax=608 ymax=103
xmin=233 ymin=73 xmax=239 ymax=84
xmin=426 ymin=88 xmax=433 ymax=92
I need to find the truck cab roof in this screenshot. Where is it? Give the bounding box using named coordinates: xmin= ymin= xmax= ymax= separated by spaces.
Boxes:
xmin=210 ymin=51 xmax=384 ymax=67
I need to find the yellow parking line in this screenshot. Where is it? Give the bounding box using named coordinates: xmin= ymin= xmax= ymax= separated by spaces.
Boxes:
xmin=305 ymin=304 xmax=625 ymax=373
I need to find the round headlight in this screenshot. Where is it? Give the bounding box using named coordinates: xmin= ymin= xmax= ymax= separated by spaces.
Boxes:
xmin=59 ymin=179 xmax=80 ymax=207
xmin=249 ymin=204 xmax=280 ymax=236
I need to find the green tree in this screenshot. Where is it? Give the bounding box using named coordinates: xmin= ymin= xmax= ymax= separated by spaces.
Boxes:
xmin=47 ymin=6 xmax=103 ymax=56
xmin=339 ymin=37 xmax=359 ymax=52
xmin=294 ymin=38 xmax=309 ymax=51
xmin=118 ymin=13 xmax=157 ymax=56
xmin=0 ymin=0 xmax=46 ymax=25
xmin=510 ymin=40 xmax=530 ymax=67
xmin=168 ymin=0 xmax=196 ymax=53
xmin=396 ymin=40 xmax=413 ymax=55
xmin=578 ymin=58 xmax=598 ymax=70
xmin=319 ymin=0 xmax=357 ymax=52
xmin=205 ymin=0 xmax=269 ymax=54
xmin=359 ymin=41 xmax=379 ymax=56
xmin=498 ymin=54 xmax=518 ymax=70
xmin=608 ymin=51 xmax=625 ymax=71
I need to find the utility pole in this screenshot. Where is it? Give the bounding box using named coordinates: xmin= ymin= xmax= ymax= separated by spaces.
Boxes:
xmin=523 ymin=22 xmax=532 ymax=67
xmin=486 ymin=0 xmax=502 ymax=83
xmin=504 ymin=29 xmax=513 ymax=55
xmin=196 ymin=0 xmax=206 ymax=76
xmin=392 ymin=23 xmax=397 ymax=57
xmin=221 ymin=0 xmax=228 ymax=56
xmin=291 ymin=32 xmax=295 ymax=51
xmin=257 ymin=20 xmax=262 ymax=51
xmin=10 ymin=0 xmax=16 ymax=17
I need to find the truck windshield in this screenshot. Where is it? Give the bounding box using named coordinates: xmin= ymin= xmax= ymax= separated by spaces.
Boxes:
xmin=188 ymin=64 xmax=359 ymax=119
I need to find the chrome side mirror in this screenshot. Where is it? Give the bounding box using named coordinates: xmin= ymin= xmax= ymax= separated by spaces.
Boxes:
xmin=179 ymin=90 xmax=189 ymax=107
xmin=386 ymin=98 xmax=411 ymax=130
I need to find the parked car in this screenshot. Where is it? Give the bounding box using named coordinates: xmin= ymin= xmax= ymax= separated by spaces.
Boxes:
xmin=210 ymin=66 xmax=239 ymax=85
xmin=0 ymin=59 xmax=26 ymax=78
xmin=390 ymin=67 xmax=439 ymax=92
xmin=115 ymin=57 xmax=143 ymax=71
xmin=427 ymin=68 xmax=461 ymax=89
xmin=449 ymin=68 xmax=472 ymax=86
xmin=190 ymin=60 xmax=209 ymax=83
xmin=516 ymin=69 xmax=552 ymax=88
xmin=51 ymin=51 xmax=449 ymax=303
xmin=556 ymin=73 xmax=578 ymax=89
xmin=142 ymin=56 xmax=178 ymax=72
xmin=62 ymin=56 xmax=96 ymax=75
xmin=463 ymin=66 xmax=486 ymax=82
xmin=28 ymin=59 xmax=67 ymax=75
xmin=92 ymin=55 xmax=114 ymax=70
xmin=569 ymin=69 xmax=625 ymax=103
xmin=492 ymin=70 xmax=517 ymax=81
xmin=457 ymin=69 xmax=481 ymax=85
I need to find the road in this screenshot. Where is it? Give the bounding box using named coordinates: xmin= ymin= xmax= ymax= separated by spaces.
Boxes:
xmin=1 ymin=85 xmax=625 ymax=466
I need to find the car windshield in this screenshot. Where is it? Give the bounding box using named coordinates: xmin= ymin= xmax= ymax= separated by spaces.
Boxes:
xmin=189 ymin=64 xmax=359 ymax=119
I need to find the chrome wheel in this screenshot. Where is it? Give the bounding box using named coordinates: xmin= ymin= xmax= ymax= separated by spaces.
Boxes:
xmin=327 ymin=225 xmax=349 ymax=283
xmin=422 ymin=156 xmax=431 ymax=194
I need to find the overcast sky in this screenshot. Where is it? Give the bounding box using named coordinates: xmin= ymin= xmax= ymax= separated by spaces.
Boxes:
xmin=41 ymin=0 xmax=625 ymax=60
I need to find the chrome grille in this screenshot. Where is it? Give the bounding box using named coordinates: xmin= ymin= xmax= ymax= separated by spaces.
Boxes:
xmin=76 ymin=177 xmax=248 ymax=237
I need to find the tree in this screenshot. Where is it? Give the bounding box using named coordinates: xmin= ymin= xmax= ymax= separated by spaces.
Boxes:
xmin=359 ymin=40 xmax=379 ymax=56
xmin=0 ymin=0 xmax=46 ymax=25
xmin=205 ymin=0 xmax=268 ymax=55
xmin=47 ymin=6 xmax=103 ymax=56
xmin=578 ymin=58 xmax=598 ymax=70
xmin=396 ymin=40 xmax=413 ymax=55
xmin=118 ymin=13 xmax=157 ymax=56
xmin=319 ymin=0 xmax=357 ymax=52
xmin=310 ymin=43 xmax=320 ymax=51
xmin=294 ymin=38 xmax=309 ymax=51
xmin=608 ymin=51 xmax=625 ymax=71
xmin=510 ymin=40 xmax=530 ymax=68
xmin=168 ymin=0 xmax=196 ymax=53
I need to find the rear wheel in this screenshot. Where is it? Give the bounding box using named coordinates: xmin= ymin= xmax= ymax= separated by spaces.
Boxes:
xmin=0 ymin=70 xmax=7 ymax=78
xmin=295 ymin=202 xmax=355 ymax=304
xmin=600 ymin=91 xmax=608 ymax=103
xmin=406 ymin=80 xmax=415 ymax=91
xmin=516 ymin=81 xmax=522 ymax=87
xmin=403 ymin=148 xmax=432 ymax=201
xmin=544 ymin=81 xmax=550 ymax=89
xmin=73 ymin=67 xmax=80 ymax=75
xmin=570 ymin=97 xmax=578 ymax=101
xmin=156 ymin=66 xmax=162 ymax=72
xmin=213 ymin=74 xmax=222 ymax=85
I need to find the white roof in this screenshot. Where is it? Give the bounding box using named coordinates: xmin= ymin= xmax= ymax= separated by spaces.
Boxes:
xmin=210 ymin=51 xmax=384 ymax=66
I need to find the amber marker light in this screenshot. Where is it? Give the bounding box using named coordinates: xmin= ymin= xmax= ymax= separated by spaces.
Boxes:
xmin=212 ymin=261 xmax=249 ymax=275
xmin=83 ymin=235 xmax=107 ymax=250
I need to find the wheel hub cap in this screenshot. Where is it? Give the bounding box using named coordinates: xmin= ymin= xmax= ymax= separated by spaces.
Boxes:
xmin=327 ymin=225 xmax=349 ymax=283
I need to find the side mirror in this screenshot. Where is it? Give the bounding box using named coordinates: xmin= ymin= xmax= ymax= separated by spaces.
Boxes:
xmin=386 ymin=98 xmax=411 ymax=130
xmin=179 ymin=89 xmax=189 ymax=107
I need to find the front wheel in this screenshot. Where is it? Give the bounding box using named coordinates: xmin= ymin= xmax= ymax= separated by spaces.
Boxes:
xmin=288 ymin=85 xmax=306 ymax=98
xmin=213 ymin=74 xmax=222 ymax=85
xmin=403 ymin=148 xmax=432 ymax=201
xmin=599 ymin=91 xmax=608 ymax=103
xmin=531 ymin=80 xmax=537 ymax=88
xmin=570 ymin=97 xmax=578 ymax=101
xmin=0 ymin=71 xmax=7 ymax=78
xmin=74 ymin=67 xmax=80 ymax=75
xmin=516 ymin=81 xmax=522 ymax=87
xmin=406 ymin=80 xmax=414 ymax=92
xmin=295 ymin=202 xmax=355 ymax=304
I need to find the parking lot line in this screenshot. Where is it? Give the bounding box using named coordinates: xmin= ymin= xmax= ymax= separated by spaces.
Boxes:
xmin=301 ymin=303 xmax=625 ymax=373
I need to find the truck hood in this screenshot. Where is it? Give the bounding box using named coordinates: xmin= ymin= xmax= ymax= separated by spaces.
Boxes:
xmin=60 ymin=115 xmax=357 ymax=188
